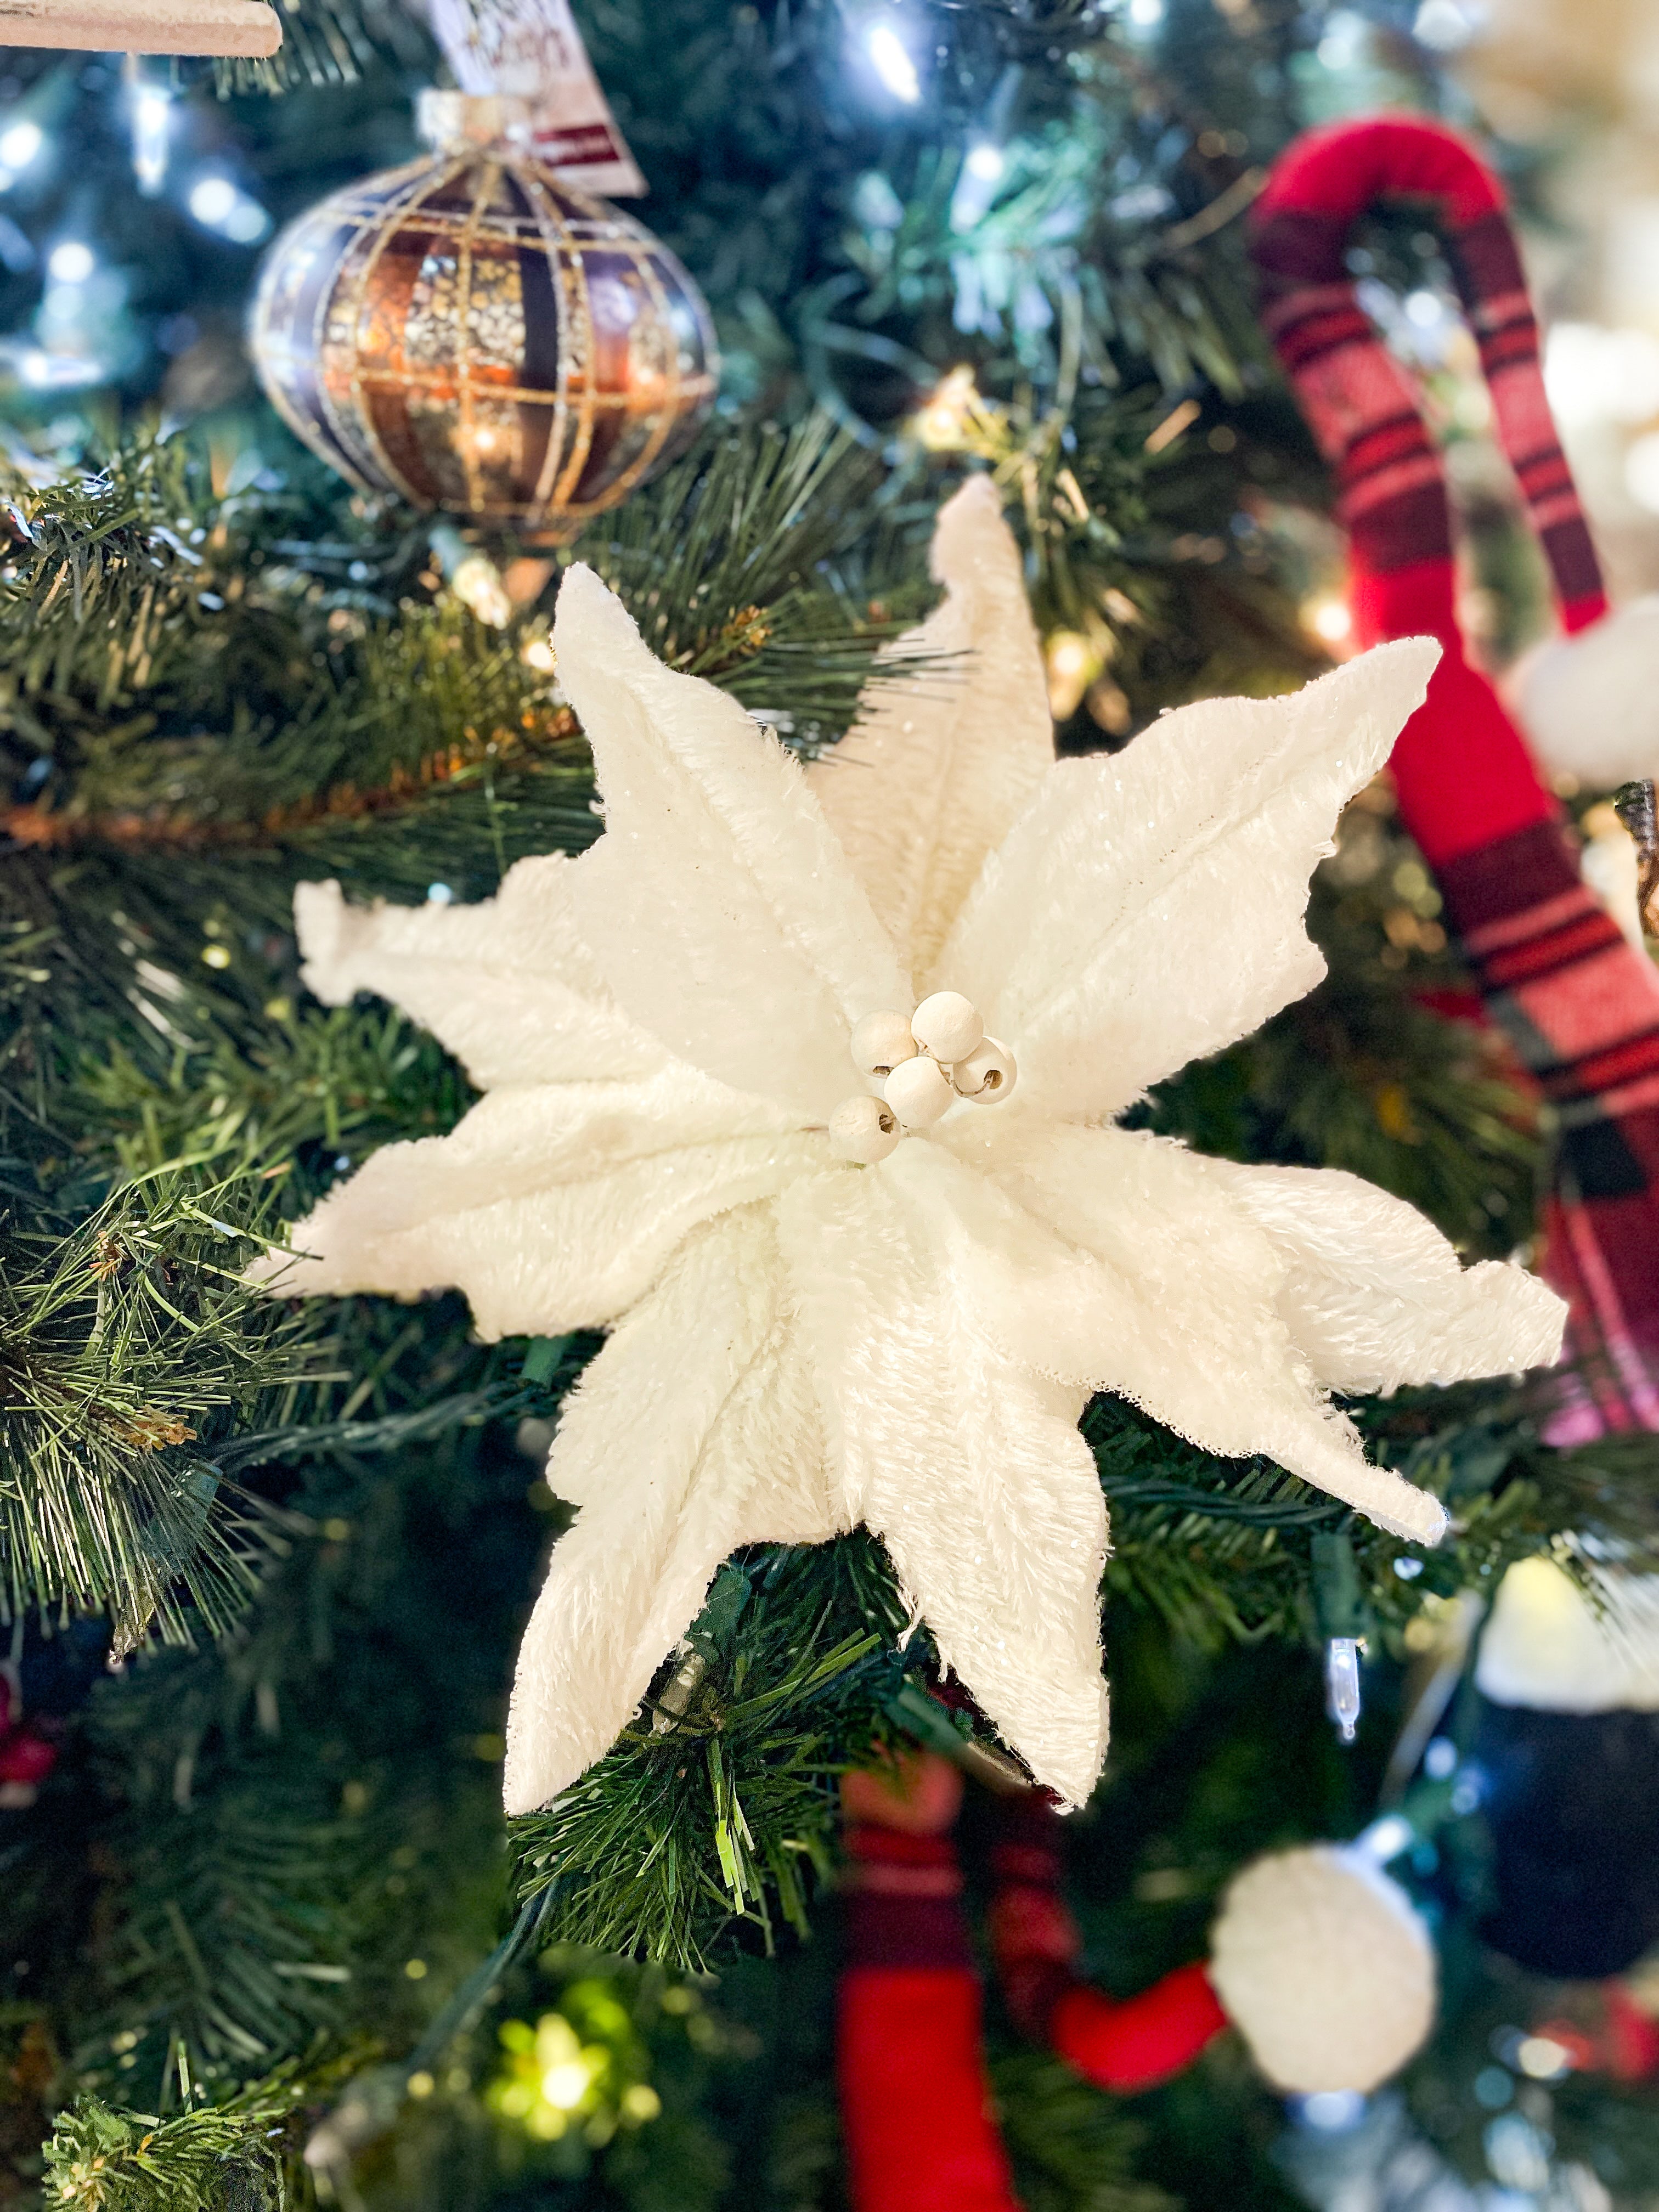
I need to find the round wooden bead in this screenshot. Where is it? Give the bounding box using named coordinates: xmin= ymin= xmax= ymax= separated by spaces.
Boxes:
xmin=884 ymin=1054 xmax=955 ymax=1127
xmin=911 ymin=990 xmax=983 ymax=1064
xmin=850 ymin=1010 xmax=919 ymax=1080
xmin=952 ymin=1037 xmax=1017 ymax=1102
xmin=828 ymin=1093 xmax=902 ymax=1164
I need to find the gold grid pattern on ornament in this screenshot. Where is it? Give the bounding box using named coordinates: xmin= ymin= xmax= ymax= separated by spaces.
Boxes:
xmin=272 ymin=151 xmax=713 ymax=534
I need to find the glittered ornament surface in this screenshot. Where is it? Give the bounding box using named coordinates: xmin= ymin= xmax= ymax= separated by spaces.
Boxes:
xmin=250 ymin=99 xmax=718 ymax=539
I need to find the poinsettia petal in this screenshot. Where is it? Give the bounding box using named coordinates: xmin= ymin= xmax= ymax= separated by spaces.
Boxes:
xmin=936 ymin=639 xmax=1438 ymax=1120
xmin=554 ymin=565 xmax=911 ymax=1120
xmin=294 ymin=858 xmax=668 ymax=1087
xmin=1188 ymin=1155 xmax=1566 ymax=1393
xmin=947 ymin=1116 xmax=1449 ymax=1543
xmin=776 ymin=1154 xmax=1109 ymax=1807
xmin=808 ymin=476 xmax=1053 ymax=980
xmin=250 ymin=1072 xmax=817 ymax=1340
xmin=505 ymin=1205 xmax=843 ymax=1814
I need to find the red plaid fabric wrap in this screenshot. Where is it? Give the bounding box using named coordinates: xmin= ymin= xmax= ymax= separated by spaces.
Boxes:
xmin=1248 ymin=116 xmax=1607 ymax=631
xmin=1248 ymin=116 xmax=1659 ymax=1437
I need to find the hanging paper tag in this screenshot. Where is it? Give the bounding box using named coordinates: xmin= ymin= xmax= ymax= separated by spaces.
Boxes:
xmin=427 ymin=0 xmax=646 ymax=196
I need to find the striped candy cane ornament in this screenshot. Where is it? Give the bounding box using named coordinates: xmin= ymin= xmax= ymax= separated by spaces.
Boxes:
xmin=1249 ymin=115 xmax=1659 ymax=1439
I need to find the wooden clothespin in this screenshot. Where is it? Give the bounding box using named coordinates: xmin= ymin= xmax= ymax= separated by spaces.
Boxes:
xmin=0 ymin=0 xmax=279 ymax=56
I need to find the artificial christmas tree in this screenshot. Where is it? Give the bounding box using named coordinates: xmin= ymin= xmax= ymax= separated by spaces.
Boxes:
xmin=4 ymin=5 xmax=1659 ymax=2210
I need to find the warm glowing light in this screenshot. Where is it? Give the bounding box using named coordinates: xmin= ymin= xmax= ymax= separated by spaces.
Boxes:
xmin=450 ymin=551 xmax=514 ymax=629
xmin=1045 ymin=630 xmax=1097 ymax=721
xmin=541 ymin=2060 xmax=592 ymax=2110
xmin=912 ymin=365 xmax=980 ymax=452
xmin=1305 ymin=596 xmax=1354 ymax=645
xmin=865 ymin=22 xmax=921 ymax=102
xmin=522 ymin=633 xmax=558 ymax=673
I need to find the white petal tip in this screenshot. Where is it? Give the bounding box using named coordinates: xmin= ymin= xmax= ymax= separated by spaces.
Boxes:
xmin=1315 ymin=633 xmax=1440 ymax=738
xmin=1017 ymin=1680 xmax=1110 ymax=1811
xmin=1410 ymin=1498 xmax=1449 ymax=1548
xmin=292 ymin=879 xmax=358 ymax=1006
xmin=1369 ymin=633 xmax=1442 ymax=691
xmin=554 ymin=561 xmax=635 ymax=647
xmin=930 ymin=473 xmax=1017 ymax=584
xmin=1369 ymin=1487 xmax=1448 ymax=1547
xmin=939 ymin=472 xmax=1002 ymax=522
xmin=242 ymin=1243 xmax=299 ymax=1292
xmin=504 ymin=1743 xmax=582 ymax=1820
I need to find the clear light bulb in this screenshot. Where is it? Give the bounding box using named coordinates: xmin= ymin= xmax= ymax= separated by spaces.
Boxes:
xmin=132 ymin=83 xmax=172 ymax=196
xmin=865 ymin=22 xmax=921 ymax=102
xmin=1324 ymin=1635 xmax=1363 ymax=1743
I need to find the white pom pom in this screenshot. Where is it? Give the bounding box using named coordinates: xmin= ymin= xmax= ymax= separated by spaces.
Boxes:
xmin=1208 ymin=1846 xmax=1436 ymax=2094
xmin=1511 ymin=597 xmax=1659 ymax=787
xmin=911 ymin=990 xmax=984 ymax=1063
xmin=828 ymin=1093 xmax=902 ymax=1164
xmin=1475 ymin=1556 xmax=1659 ymax=1714
xmin=851 ymin=1011 xmax=919 ymax=1080
xmin=884 ymin=1055 xmax=955 ymax=1127
xmin=952 ymin=1036 xmax=1017 ymax=1102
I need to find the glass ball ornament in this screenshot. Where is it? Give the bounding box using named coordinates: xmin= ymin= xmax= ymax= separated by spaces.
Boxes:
xmin=249 ymin=92 xmax=719 ymax=540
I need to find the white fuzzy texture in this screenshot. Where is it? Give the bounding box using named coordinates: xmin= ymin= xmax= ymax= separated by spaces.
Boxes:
xmin=808 ymin=474 xmax=1054 ymax=982
xmin=557 ymin=563 xmax=911 ymax=1121
xmin=940 ymin=642 xmax=1443 ymax=1121
xmin=1209 ymin=1846 xmax=1437 ymax=2094
xmin=253 ymin=482 xmax=1567 ymax=1815
xmin=1475 ymin=1556 xmax=1659 ymax=1714
xmin=1512 ymin=596 xmax=1659 ymax=787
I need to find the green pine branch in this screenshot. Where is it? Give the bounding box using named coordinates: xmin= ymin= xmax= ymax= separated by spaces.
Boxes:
xmin=0 ymin=1172 xmax=318 ymax=1649
xmin=43 ymin=2053 xmax=351 ymax=2211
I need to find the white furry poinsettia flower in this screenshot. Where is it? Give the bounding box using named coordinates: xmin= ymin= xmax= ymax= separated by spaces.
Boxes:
xmin=252 ymin=478 xmax=1565 ymax=1815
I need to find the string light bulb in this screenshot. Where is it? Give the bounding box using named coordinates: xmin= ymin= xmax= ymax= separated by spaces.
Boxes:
xmin=864 ymin=20 xmax=921 ymax=102
xmin=129 ymin=78 xmax=173 ymax=196
xmin=0 ymin=118 xmax=43 ymax=188
xmin=1303 ymin=594 xmax=1355 ymax=649
xmin=912 ymin=365 xmax=979 ymax=451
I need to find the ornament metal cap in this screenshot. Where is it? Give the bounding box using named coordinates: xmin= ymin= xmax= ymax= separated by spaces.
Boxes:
xmin=416 ymin=88 xmax=537 ymax=153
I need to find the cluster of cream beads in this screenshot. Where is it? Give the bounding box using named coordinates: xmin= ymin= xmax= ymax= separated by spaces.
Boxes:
xmin=827 ymin=992 xmax=1017 ymax=1164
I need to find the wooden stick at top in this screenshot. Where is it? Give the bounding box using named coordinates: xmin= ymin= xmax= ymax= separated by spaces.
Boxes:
xmin=0 ymin=0 xmax=280 ymax=56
